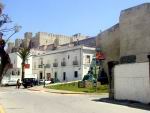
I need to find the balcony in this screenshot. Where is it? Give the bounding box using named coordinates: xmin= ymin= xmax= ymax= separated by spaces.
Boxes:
xmin=38 ymin=65 xmax=43 ymax=68
xmin=45 ymin=64 xmax=50 ymax=68
xmin=61 ymin=62 xmax=66 ymax=66
xmin=73 ymin=60 xmax=79 ymax=65
xmin=53 ymin=63 xmax=58 ymax=67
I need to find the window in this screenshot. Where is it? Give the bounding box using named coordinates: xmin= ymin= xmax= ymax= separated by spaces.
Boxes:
xmin=47 ymin=60 xmax=51 ymax=68
xmin=85 ymin=55 xmax=90 ymax=64
xmin=12 ymin=71 xmax=15 ymax=75
xmin=34 ymin=62 xmax=36 ymax=69
xmin=54 ymin=72 xmax=57 ymax=79
xmin=75 ymin=56 xmax=77 ymax=61
xmin=54 ymin=59 xmax=57 ymax=62
xmin=63 ymin=58 xmax=65 ymax=62
xmin=40 ymin=58 xmax=43 ymax=65
xmin=18 ymin=71 xmax=20 ymax=75
xmin=74 ymin=71 xmax=78 ymax=78
xmin=68 ymin=55 xmax=70 ymax=59
xmin=63 ymin=72 xmax=66 ymax=81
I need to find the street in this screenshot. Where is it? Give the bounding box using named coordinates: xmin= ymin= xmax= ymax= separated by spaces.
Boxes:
xmin=0 ymin=86 xmax=149 ymax=113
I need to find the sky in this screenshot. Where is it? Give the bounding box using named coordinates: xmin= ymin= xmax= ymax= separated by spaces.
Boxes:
xmin=1 ymin=0 xmax=150 ymax=41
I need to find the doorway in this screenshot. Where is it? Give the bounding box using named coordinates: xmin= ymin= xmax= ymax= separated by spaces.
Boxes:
xmin=39 ymin=72 xmax=43 ymax=79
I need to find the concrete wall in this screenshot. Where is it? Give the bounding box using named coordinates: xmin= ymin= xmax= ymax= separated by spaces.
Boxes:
xmin=119 ymin=3 xmax=150 ymax=62
xmin=114 ymin=62 xmax=150 ymax=104
xmin=82 ymin=49 xmax=95 ymax=76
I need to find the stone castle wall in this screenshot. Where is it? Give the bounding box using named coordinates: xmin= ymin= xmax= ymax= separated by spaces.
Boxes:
xmin=14 ymin=32 xmax=87 ymax=49
xmin=96 ymin=3 xmax=150 ymax=73
xmin=119 ymin=3 xmax=150 ymax=62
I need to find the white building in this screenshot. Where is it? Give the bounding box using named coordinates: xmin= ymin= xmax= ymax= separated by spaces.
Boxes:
xmin=114 ymin=62 xmax=150 ymax=104
xmin=32 ymin=46 xmax=95 ymax=82
xmin=2 ymin=52 xmax=33 ymax=85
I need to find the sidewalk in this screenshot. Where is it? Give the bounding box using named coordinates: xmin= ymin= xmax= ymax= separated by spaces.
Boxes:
xmin=28 ymin=85 xmax=86 ymax=94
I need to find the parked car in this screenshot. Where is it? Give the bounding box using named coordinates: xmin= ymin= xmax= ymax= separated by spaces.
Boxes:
xmin=1 ymin=79 xmax=9 ymax=86
xmin=39 ymin=79 xmax=51 ymax=85
xmin=7 ymin=80 xmax=17 ymax=86
xmin=22 ymin=78 xmax=38 ymax=88
xmin=1 ymin=79 xmax=19 ymax=86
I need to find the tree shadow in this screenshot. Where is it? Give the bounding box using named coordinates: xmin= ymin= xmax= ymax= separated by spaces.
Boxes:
xmin=92 ymin=98 xmax=150 ymax=111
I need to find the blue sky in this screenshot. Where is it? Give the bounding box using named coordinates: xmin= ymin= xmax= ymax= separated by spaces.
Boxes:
xmin=2 ymin=0 xmax=150 ymax=41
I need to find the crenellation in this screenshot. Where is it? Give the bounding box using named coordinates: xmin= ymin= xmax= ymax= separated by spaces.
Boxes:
xmin=9 ymin=32 xmax=88 ymax=53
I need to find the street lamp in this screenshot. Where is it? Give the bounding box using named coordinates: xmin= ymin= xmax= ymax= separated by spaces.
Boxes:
xmin=43 ymin=64 xmax=46 ymax=87
xmin=39 ymin=57 xmax=46 ymax=87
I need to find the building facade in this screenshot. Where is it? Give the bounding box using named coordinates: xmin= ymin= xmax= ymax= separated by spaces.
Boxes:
xmin=2 ymin=52 xmax=33 ymax=84
xmin=32 ymin=46 xmax=95 ymax=82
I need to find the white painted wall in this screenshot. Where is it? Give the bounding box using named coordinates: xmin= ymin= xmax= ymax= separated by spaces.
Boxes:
xmin=82 ymin=50 xmax=95 ymax=76
xmin=32 ymin=46 xmax=95 ymax=82
xmin=114 ymin=62 xmax=150 ymax=104
xmin=4 ymin=53 xmax=33 ymax=78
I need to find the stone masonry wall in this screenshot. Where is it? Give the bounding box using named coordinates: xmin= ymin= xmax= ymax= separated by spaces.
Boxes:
xmin=120 ymin=3 xmax=150 ymax=62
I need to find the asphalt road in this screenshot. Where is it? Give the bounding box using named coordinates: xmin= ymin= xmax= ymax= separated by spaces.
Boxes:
xmin=0 ymin=86 xmax=149 ymax=113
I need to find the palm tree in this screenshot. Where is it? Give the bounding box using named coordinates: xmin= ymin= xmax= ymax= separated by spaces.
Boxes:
xmin=17 ymin=48 xmax=31 ymax=81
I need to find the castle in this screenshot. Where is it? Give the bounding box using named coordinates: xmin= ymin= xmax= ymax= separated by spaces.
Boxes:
xmin=7 ymin=32 xmax=88 ymax=53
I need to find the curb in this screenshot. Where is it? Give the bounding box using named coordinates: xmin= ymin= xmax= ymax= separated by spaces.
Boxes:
xmin=0 ymin=105 xmax=5 ymax=113
xmin=28 ymin=88 xmax=85 ymax=95
xmin=28 ymin=88 xmax=108 ymax=95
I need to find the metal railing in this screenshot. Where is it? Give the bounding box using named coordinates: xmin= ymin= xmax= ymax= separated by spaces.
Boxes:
xmin=73 ymin=60 xmax=78 ymax=65
xmin=53 ymin=63 xmax=58 ymax=67
xmin=61 ymin=62 xmax=66 ymax=66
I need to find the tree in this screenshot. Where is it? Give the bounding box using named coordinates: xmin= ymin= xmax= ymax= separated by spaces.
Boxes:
xmin=0 ymin=2 xmax=21 ymax=84
xmin=17 ymin=48 xmax=31 ymax=81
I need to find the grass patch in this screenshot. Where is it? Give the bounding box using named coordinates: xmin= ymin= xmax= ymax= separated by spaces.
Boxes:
xmin=46 ymin=82 xmax=108 ymax=93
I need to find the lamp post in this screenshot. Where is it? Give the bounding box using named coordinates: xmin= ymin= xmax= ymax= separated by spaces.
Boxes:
xmin=42 ymin=64 xmax=46 ymax=87
xmin=39 ymin=58 xmax=45 ymax=87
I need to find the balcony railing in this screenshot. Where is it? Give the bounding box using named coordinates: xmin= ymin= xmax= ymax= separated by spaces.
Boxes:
xmin=53 ymin=63 xmax=58 ymax=67
xmin=38 ymin=65 xmax=43 ymax=68
xmin=61 ymin=62 xmax=66 ymax=66
xmin=45 ymin=64 xmax=51 ymax=68
xmin=73 ymin=60 xmax=79 ymax=65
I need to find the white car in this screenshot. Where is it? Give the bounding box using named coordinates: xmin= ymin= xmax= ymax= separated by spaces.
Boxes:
xmin=1 ymin=79 xmax=9 ymax=86
xmin=8 ymin=80 xmax=17 ymax=86
xmin=39 ymin=79 xmax=51 ymax=84
xmin=1 ymin=79 xmax=17 ymax=86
